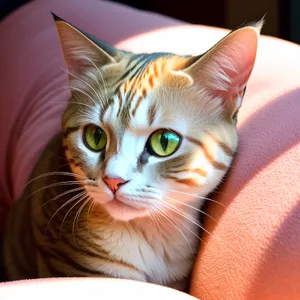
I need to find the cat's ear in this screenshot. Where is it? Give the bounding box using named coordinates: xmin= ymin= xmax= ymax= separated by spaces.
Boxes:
xmin=52 ymin=13 xmax=119 ymax=78
xmin=182 ymin=20 xmax=263 ymax=117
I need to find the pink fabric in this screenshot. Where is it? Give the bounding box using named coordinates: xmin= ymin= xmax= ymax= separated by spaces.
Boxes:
xmin=0 ymin=278 xmax=197 ymax=299
xmin=1 ymin=0 xmax=300 ymax=299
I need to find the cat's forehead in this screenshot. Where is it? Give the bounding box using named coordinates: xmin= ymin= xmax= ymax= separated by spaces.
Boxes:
xmin=103 ymin=58 xmax=164 ymax=129
xmin=101 ymin=55 xmax=192 ymax=132
xmin=119 ymin=56 xmax=165 ymax=95
xmin=116 ymin=54 xmax=186 ymax=94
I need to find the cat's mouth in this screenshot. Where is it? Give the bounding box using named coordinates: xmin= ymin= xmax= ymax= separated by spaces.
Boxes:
xmin=104 ymin=197 xmax=148 ymax=221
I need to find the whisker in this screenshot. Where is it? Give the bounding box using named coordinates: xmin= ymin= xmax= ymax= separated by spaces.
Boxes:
xmin=41 ymin=186 xmax=85 ymax=208
xmin=81 ymin=56 xmax=109 ymax=104
xmin=157 ymin=202 xmax=208 ymax=248
xmin=80 ymin=56 xmax=107 ymax=103
xmin=52 ymin=97 xmax=95 ymax=110
xmin=72 ymin=197 xmax=91 ymax=244
xmin=69 ymin=86 xmax=97 ymax=106
xmin=60 ymin=84 xmax=96 ymax=106
xmin=151 ymin=201 xmax=195 ymax=255
xmin=25 ymin=180 xmax=86 ymax=204
xmin=48 ymin=150 xmax=66 ymax=161
xmin=23 ymin=171 xmax=86 ymax=190
xmin=160 ymin=201 xmax=220 ymax=243
xmin=155 ymin=186 xmax=227 ymax=208
xmin=61 ymin=67 xmax=99 ymax=106
xmin=165 ymin=196 xmax=218 ymax=223
xmin=45 ymin=190 xmax=86 ymax=236
xmin=59 ymin=192 xmax=88 ymax=240
xmin=86 ymin=197 xmax=96 ymax=240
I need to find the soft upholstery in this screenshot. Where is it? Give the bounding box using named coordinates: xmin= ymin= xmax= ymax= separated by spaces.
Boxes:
xmin=0 ymin=0 xmax=299 ymax=299
xmin=0 ymin=278 xmax=196 ymax=299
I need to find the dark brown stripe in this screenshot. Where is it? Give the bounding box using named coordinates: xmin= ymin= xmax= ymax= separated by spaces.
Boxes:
xmin=186 ymin=136 xmax=227 ymax=170
xmin=209 ymin=134 xmax=234 ymax=156
xmin=48 ymin=232 xmax=139 ymax=275
xmin=158 ymin=154 xmax=190 ymax=176
xmin=125 ymin=63 xmax=146 ymax=103
xmin=127 ymin=77 xmax=141 ymax=103
xmin=192 ymin=168 xmax=207 ymax=177
xmin=116 ymin=90 xmax=123 ymax=117
xmin=132 ymin=96 xmax=143 ymax=116
xmin=100 ymin=98 xmax=113 ymax=122
xmin=164 ymin=175 xmax=201 ymax=187
xmin=63 ymin=235 xmax=109 ymax=259
xmin=64 ymin=126 xmax=80 ymax=137
xmin=175 ymin=178 xmax=201 ymax=187
xmin=63 ymin=145 xmax=68 ymax=150
xmin=212 ymin=161 xmax=227 ymax=170
xmin=172 ymin=168 xmax=207 ymax=177
xmin=142 ymin=88 xmax=147 ymax=98
xmin=148 ymin=104 xmax=156 ymax=126
xmin=37 ymin=244 xmax=103 ymax=276
xmin=124 ymin=56 xmax=153 ymax=103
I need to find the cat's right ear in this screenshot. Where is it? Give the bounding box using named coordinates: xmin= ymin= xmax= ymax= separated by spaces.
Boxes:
xmin=52 ymin=13 xmax=117 ymax=78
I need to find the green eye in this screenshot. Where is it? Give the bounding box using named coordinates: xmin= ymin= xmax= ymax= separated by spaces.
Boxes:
xmin=148 ymin=129 xmax=181 ymax=157
xmin=84 ymin=125 xmax=107 ymax=152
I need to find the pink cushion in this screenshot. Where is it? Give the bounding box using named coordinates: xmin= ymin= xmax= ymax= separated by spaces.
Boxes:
xmin=0 ymin=278 xmax=197 ymax=299
xmin=1 ymin=0 xmax=299 ymax=299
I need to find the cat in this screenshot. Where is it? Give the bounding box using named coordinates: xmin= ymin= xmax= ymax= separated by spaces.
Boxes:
xmin=2 ymin=13 xmax=262 ymax=291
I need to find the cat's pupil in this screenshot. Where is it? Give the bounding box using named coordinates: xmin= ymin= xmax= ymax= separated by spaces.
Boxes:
xmin=160 ymin=132 xmax=169 ymax=151
xmin=94 ymin=128 xmax=102 ymax=145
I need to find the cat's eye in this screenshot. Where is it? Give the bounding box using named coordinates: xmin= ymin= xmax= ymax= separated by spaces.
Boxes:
xmin=147 ymin=129 xmax=181 ymax=157
xmin=84 ymin=125 xmax=107 ymax=152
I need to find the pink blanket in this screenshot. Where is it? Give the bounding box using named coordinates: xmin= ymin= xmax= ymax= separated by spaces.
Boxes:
xmin=1 ymin=0 xmax=300 ymax=299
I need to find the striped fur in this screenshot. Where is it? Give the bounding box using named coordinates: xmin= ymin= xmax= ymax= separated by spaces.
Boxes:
xmin=2 ymin=14 xmax=262 ymax=291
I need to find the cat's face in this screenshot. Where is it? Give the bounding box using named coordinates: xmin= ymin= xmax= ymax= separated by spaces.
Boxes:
xmin=55 ymin=15 xmax=261 ymax=221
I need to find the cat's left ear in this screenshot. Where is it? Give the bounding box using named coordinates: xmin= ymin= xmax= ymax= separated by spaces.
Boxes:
xmin=182 ymin=20 xmax=263 ymax=118
xmin=52 ymin=13 xmax=121 ymax=79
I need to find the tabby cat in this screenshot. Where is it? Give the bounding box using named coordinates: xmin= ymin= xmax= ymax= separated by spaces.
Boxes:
xmin=2 ymin=14 xmax=262 ymax=291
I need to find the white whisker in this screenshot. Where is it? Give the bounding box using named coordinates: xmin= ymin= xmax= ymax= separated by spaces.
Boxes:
xmin=156 ymin=186 xmax=227 ymax=208
xmin=45 ymin=190 xmax=86 ymax=235
xmin=164 ymin=196 xmax=218 ymax=223
xmin=23 ymin=171 xmax=86 ymax=189
xmin=61 ymin=67 xmax=100 ymax=106
xmin=160 ymin=201 xmax=220 ymax=243
xmin=80 ymin=56 xmax=108 ymax=103
xmin=41 ymin=186 xmax=85 ymax=208
xmin=151 ymin=201 xmax=195 ymax=255
xmin=59 ymin=192 xmax=88 ymax=240
xmin=25 ymin=181 xmax=86 ymax=204
xmin=72 ymin=197 xmax=91 ymax=244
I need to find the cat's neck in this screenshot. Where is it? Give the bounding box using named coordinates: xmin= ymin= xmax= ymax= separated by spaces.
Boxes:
xmin=88 ymin=202 xmax=200 ymax=244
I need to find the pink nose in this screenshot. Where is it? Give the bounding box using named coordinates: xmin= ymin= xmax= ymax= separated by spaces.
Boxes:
xmin=103 ymin=177 xmax=127 ymax=193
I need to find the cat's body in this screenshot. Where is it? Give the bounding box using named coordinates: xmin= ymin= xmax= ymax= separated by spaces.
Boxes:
xmin=2 ymin=14 xmax=262 ymax=291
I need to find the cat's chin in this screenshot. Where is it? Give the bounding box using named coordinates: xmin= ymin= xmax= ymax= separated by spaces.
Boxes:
xmin=104 ymin=198 xmax=149 ymax=221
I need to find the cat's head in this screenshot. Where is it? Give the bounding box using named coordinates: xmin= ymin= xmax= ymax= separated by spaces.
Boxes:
xmin=53 ymin=14 xmax=262 ymax=221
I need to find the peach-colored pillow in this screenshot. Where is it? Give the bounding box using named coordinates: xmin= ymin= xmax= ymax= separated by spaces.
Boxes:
xmin=0 ymin=278 xmax=197 ymax=299
xmin=0 ymin=0 xmax=299 ymax=299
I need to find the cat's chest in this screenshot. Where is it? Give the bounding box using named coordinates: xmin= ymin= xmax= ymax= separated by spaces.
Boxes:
xmin=97 ymin=223 xmax=194 ymax=284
